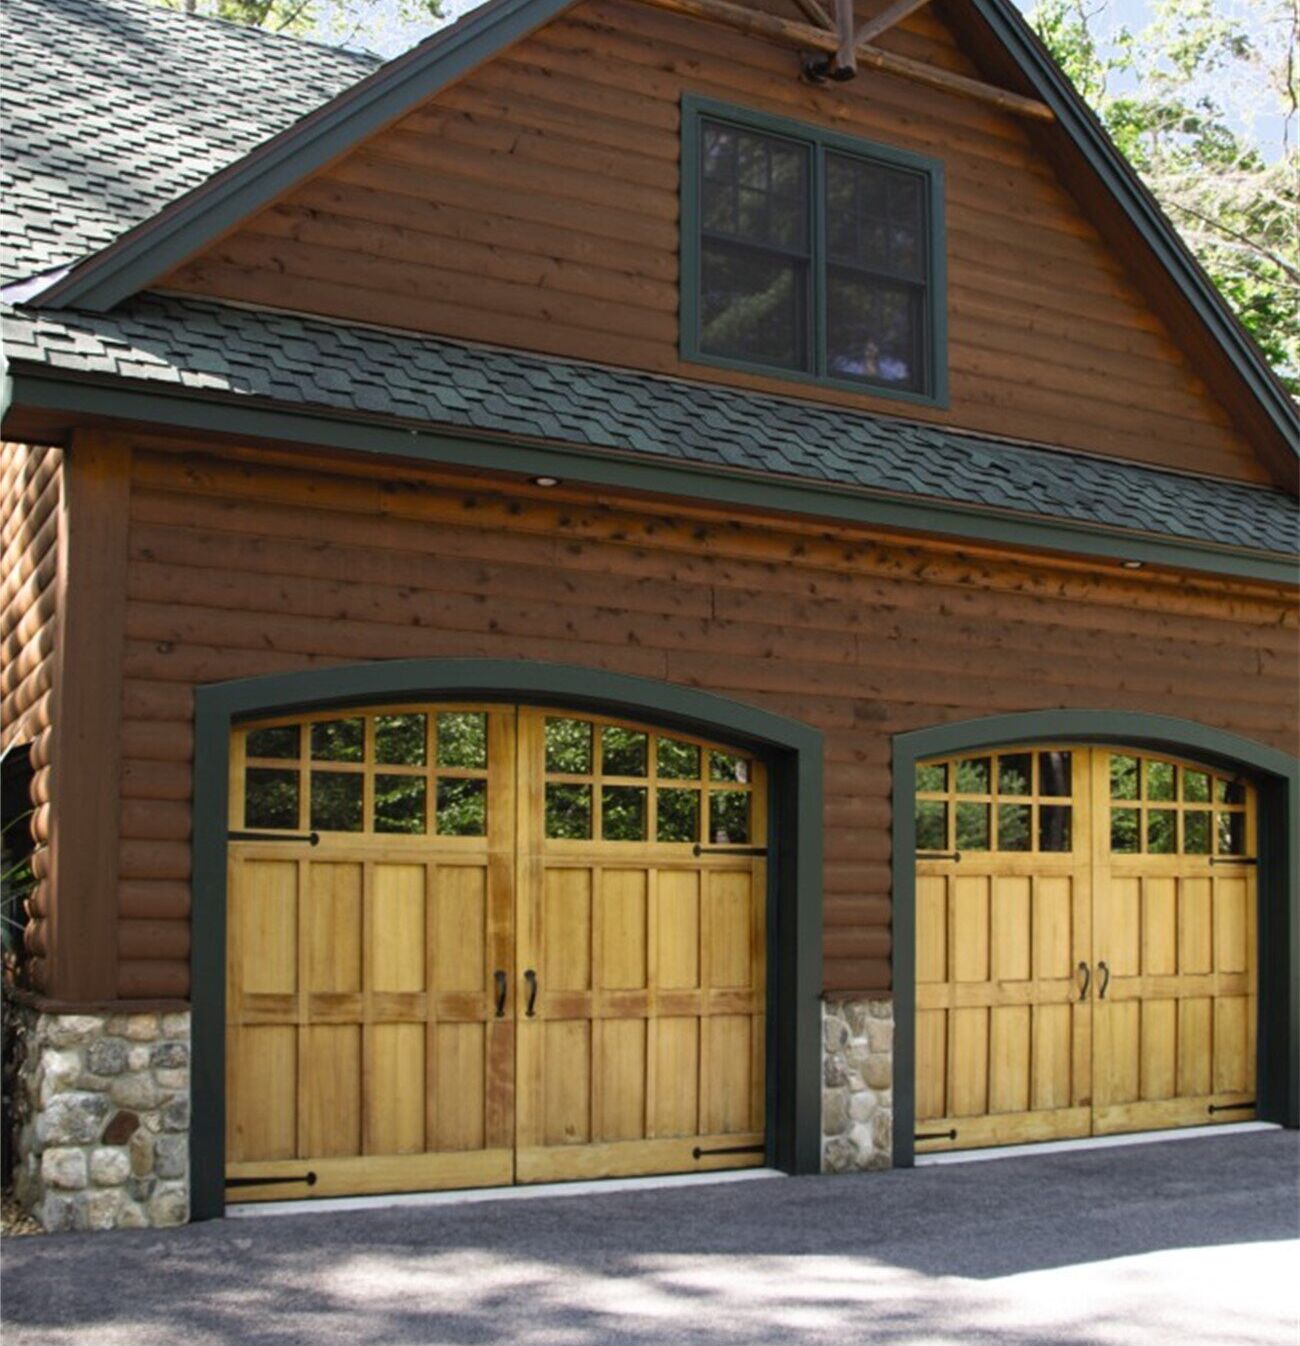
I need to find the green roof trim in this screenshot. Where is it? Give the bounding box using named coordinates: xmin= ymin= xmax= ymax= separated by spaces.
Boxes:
xmin=24 ymin=0 xmax=576 ymax=311
xmin=6 ymin=344 xmax=1295 ymax=585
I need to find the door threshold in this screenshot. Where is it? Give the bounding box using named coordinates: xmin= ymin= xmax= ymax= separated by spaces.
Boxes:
xmin=914 ymin=1120 xmax=1279 ymax=1167
xmin=226 ymin=1166 xmax=785 ymax=1219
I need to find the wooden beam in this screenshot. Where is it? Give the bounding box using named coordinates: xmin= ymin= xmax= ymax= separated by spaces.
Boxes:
xmin=854 ymin=0 xmax=932 ymax=47
xmin=834 ymin=0 xmax=857 ymax=75
xmin=790 ymin=0 xmax=834 ymax=30
xmin=46 ymin=429 xmax=131 ymax=1002
xmin=636 ymin=0 xmax=1055 ymax=120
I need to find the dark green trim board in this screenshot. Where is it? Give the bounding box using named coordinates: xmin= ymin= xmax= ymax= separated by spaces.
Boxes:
xmin=679 ymin=95 xmax=948 ymax=410
xmin=890 ymin=711 xmax=1299 ymax=1168
xmin=27 ymin=0 xmax=575 ymax=312
xmin=9 ymin=370 xmax=1294 ymax=586
xmin=190 ymin=659 xmax=824 ymax=1220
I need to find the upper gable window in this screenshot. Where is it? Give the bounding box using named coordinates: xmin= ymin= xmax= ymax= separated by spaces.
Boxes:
xmin=681 ymin=97 xmax=947 ymax=407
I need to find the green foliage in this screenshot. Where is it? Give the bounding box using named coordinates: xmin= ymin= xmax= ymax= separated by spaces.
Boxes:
xmin=156 ymin=0 xmax=443 ymax=40
xmin=1029 ymin=0 xmax=1300 ymax=391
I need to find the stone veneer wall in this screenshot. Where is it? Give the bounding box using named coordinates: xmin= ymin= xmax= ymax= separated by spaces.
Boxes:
xmin=821 ymin=997 xmax=893 ymax=1172
xmin=11 ymin=1005 xmax=191 ymax=1231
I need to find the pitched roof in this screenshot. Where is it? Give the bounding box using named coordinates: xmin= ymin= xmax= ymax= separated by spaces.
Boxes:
xmin=5 ymin=0 xmax=1295 ymax=475
xmin=6 ymin=293 xmax=1295 ymax=563
xmin=0 ymin=0 xmax=378 ymax=285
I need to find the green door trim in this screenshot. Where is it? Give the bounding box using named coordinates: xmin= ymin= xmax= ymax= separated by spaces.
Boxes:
xmin=891 ymin=710 xmax=1299 ymax=1166
xmin=191 ymin=657 xmax=824 ymax=1220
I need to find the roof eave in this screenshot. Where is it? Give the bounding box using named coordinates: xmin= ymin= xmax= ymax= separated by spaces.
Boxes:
xmin=5 ymin=363 xmax=1295 ymax=588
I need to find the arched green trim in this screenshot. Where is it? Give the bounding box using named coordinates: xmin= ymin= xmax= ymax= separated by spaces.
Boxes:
xmin=191 ymin=658 xmax=824 ymax=1219
xmin=891 ymin=710 xmax=1299 ymax=1166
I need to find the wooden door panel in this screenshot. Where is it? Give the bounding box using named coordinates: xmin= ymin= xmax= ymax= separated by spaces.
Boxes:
xmin=515 ymin=708 xmax=766 ymax=1183
xmin=226 ymin=704 xmax=517 ymax=1202
xmin=1090 ymin=750 xmax=1257 ymax=1137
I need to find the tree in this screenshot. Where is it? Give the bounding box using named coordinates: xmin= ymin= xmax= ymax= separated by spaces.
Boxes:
xmin=1029 ymin=0 xmax=1300 ymax=391
xmin=158 ymin=0 xmax=443 ymax=44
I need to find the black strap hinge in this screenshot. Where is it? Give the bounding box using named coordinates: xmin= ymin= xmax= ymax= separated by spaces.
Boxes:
xmin=915 ymin=1129 xmax=958 ymax=1142
xmin=1207 ymin=1101 xmax=1256 ymax=1114
xmin=692 ymin=845 xmax=767 ymax=857
xmin=228 ymin=830 xmax=320 ymax=846
xmin=692 ymin=1144 xmax=766 ymax=1158
xmin=226 ymin=1171 xmax=318 ymax=1189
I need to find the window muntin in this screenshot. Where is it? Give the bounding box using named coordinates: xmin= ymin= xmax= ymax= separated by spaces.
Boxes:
xmin=686 ymin=101 xmax=942 ymax=402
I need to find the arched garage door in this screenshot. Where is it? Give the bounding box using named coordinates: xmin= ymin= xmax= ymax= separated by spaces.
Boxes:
xmin=914 ymin=745 xmax=1257 ymax=1152
xmin=224 ymin=704 xmax=767 ymax=1202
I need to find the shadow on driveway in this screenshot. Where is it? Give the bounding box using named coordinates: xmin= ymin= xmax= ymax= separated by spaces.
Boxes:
xmin=3 ymin=1130 xmax=1297 ymax=1346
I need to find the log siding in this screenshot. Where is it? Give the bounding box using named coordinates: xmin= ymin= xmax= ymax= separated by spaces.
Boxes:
xmin=110 ymin=439 xmax=1297 ymax=1001
xmin=163 ymin=0 xmax=1266 ymax=483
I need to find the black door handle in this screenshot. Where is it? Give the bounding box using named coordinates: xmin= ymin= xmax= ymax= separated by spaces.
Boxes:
xmin=1097 ymin=960 xmax=1111 ymax=1000
xmin=523 ymin=968 xmax=538 ymax=1018
xmin=1077 ymin=961 xmax=1091 ymax=1001
xmin=493 ymin=969 xmax=507 ymax=1018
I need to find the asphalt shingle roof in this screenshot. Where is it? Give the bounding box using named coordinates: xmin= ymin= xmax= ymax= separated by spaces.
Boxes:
xmin=0 ymin=0 xmax=379 ymax=285
xmin=6 ymin=293 xmax=1295 ymax=558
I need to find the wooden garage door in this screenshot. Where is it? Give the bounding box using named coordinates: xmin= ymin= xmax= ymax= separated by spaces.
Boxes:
xmin=225 ymin=704 xmax=766 ymax=1202
xmin=915 ymin=746 xmax=1256 ymax=1154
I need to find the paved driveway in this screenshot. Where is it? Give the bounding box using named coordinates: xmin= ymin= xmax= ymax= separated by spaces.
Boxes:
xmin=3 ymin=1131 xmax=1296 ymax=1346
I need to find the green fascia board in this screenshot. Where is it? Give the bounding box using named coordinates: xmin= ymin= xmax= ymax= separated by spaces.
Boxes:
xmin=678 ymin=94 xmax=949 ymax=411
xmin=968 ymin=0 xmax=1299 ymax=460
xmin=29 ymin=0 xmax=578 ymax=313
xmin=9 ymin=367 xmax=1297 ymax=586
xmin=890 ymin=710 xmax=1300 ymax=1164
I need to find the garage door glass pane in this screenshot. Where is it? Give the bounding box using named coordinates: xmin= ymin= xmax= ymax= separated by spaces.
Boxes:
xmin=546 ymin=783 xmax=592 ymax=839
xmin=375 ymin=775 xmax=427 ymax=834
xmin=657 ymin=789 xmax=700 ymax=843
xmin=246 ymin=768 xmax=299 ymax=829
xmin=376 ymin=714 xmax=427 ymax=766
xmin=312 ymin=718 xmax=364 ymax=763
xmin=246 ymin=725 xmax=299 ymax=760
xmin=312 ymin=772 xmax=363 ymax=831
xmin=437 ymin=712 xmax=487 ymax=769
xmin=545 ymin=719 xmax=592 ymax=775
xmin=437 ymin=778 xmax=487 ymax=836
xmin=658 ymin=738 xmax=701 ymax=780
xmin=602 ymin=786 xmax=647 ymax=841
xmin=709 ymin=791 xmax=749 ymax=844
xmin=701 ymin=243 xmax=809 ymax=370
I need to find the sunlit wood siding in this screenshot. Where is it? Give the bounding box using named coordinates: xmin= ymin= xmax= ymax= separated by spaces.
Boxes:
xmin=105 ymin=439 xmax=1297 ymax=1000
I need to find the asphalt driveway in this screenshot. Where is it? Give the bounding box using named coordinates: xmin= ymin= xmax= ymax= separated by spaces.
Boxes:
xmin=3 ymin=1130 xmax=1297 ymax=1346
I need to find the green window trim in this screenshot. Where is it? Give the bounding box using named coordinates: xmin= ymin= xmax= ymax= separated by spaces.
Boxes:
xmin=680 ymin=94 xmax=949 ymax=410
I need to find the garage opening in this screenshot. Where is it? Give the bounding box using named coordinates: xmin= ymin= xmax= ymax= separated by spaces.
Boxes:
xmin=224 ymin=703 xmax=768 ymax=1203
xmin=913 ymin=744 xmax=1257 ymax=1154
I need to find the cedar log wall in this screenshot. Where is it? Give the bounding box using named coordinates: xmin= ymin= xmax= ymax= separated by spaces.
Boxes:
xmin=164 ymin=0 xmax=1267 ymax=484
xmin=2 ymin=444 xmax=61 ymax=995
xmin=108 ymin=439 xmax=1298 ymax=1001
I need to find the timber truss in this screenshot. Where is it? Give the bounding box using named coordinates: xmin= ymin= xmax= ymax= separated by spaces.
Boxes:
xmin=637 ymin=0 xmax=1055 ymax=120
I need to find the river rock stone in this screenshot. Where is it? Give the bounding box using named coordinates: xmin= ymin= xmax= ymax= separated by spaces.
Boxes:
xmin=91 ymin=1147 xmax=132 ymax=1186
xmin=821 ymin=998 xmax=894 ymax=1173
xmin=42 ymin=1147 xmax=88 ymax=1190
xmin=86 ymin=1038 xmax=129 ymax=1076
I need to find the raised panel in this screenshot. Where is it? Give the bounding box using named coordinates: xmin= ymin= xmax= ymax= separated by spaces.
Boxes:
xmin=1031 ymin=1003 xmax=1072 ymax=1111
xmin=230 ymin=1026 xmax=296 ymax=1162
xmin=1105 ymin=877 xmax=1141 ymax=977
xmin=368 ymin=1022 xmax=426 ymax=1155
xmin=1142 ymin=878 xmax=1177 ymax=976
xmin=1139 ymin=999 xmax=1176 ymax=1100
xmin=949 ymin=1008 xmax=988 ymax=1117
xmin=916 ymin=876 xmax=947 ymax=984
xmin=1212 ymin=997 xmax=1250 ymax=1094
xmin=372 ymin=864 xmax=427 ymax=993
xmin=1213 ymin=877 xmax=1248 ymax=974
xmin=306 ymin=862 xmax=362 ymax=994
xmin=598 ymin=1018 xmax=646 ymax=1141
xmin=652 ymin=1017 xmax=699 ymax=1137
xmin=240 ymin=861 xmax=298 ymax=996
xmin=545 ymin=869 xmax=592 ymax=992
xmin=1177 ymin=997 xmax=1212 ymax=1097
xmin=301 ymin=1025 xmax=362 ymax=1157
xmin=656 ymin=869 xmax=700 ymax=989
xmin=1032 ymin=876 xmax=1072 ymax=981
xmin=1094 ymin=1002 xmax=1140 ymax=1106
xmin=543 ymin=1020 xmax=591 ymax=1145
xmin=433 ymin=864 xmax=487 ymax=993
xmin=952 ymin=877 xmax=990 ymax=984
xmin=988 ymin=1005 xmax=1030 ymax=1115
xmin=915 ymin=1009 xmax=947 ymax=1120
xmin=433 ymin=1022 xmax=486 ymax=1151
xmin=991 ymin=876 xmax=1030 ymax=982
xmin=1178 ymin=878 xmax=1212 ymax=974
xmin=708 ymin=870 xmax=751 ymax=989
xmin=702 ymin=1015 xmax=751 ymax=1135
xmin=600 ymin=869 xmax=647 ymax=990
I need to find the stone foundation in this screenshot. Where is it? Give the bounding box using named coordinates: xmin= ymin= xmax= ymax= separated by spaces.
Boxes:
xmin=10 ymin=1005 xmax=191 ymax=1231
xmin=821 ymin=997 xmax=893 ymax=1172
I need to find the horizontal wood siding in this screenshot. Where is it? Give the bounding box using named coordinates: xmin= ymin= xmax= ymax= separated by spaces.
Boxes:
xmin=112 ymin=440 xmax=1297 ymax=1000
xmin=163 ymin=0 xmax=1266 ymax=483
xmin=1 ymin=441 xmax=62 ymax=992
